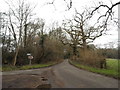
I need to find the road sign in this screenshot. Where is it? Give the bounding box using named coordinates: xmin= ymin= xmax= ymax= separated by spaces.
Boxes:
xmin=27 ymin=53 xmax=31 ymax=56
xmin=28 ymin=56 xmax=33 ymax=60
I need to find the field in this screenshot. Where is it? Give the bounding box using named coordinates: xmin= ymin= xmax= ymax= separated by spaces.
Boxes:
xmin=106 ymin=58 xmax=119 ymax=71
xmin=69 ymin=58 xmax=119 ymax=79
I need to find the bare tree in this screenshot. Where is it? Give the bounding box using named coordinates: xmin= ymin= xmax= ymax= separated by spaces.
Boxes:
xmin=44 ymin=0 xmax=72 ymax=11
xmin=36 ymin=19 xmax=46 ymax=63
xmin=49 ymin=22 xmax=65 ymax=42
xmin=6 ymin=0 xmax=35 ymax=66
xmin=24 ymin=19 xmax=42 ymax=47
xmin=62 ymin=19 xmax=80 ymax=57
xmin=73 ymin=9 xmax=107 ymax=50
xmin=91 ymin=1 xmax=120 ymax=25
xmin=62 ymin=9 xmax=107 ymax=50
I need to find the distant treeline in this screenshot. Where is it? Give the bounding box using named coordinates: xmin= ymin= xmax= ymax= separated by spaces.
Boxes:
xmin=98 ymin=48 xmax=118 ymax=59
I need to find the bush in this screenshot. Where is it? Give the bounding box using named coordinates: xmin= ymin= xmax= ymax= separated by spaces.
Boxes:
xmin=16 ymin=46 xmax=34 ymax=65
xmin=77 ymin=49 xmax=106 ymax=68
xmin=41 ymin=38 xmax=64 ymax=63
xmin=2 ymin=34 xmax=65 ymax=66
xmin=31 ymin=36 xmax=64 ymax=64
xmin=2 ymin=49 xmax=14 ymax=65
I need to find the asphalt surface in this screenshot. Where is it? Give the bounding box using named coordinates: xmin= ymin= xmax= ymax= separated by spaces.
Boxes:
xmin=2 ymin=60 xmax=118 ymax=88
xmin=50 ymin=59 xmax=118 ymax=88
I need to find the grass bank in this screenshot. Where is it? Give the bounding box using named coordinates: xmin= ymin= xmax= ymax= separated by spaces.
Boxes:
xmin=2 ymin=60 xmax=63 ymax=72
xmin=69 ymin=58 xmax=119 ymax=79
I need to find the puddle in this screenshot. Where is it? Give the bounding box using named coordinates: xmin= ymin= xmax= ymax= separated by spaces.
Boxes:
xmin=41 ymin=77 xmax=48 ymax=81
xmin=36 ymin=77 xmax=51 ymax=88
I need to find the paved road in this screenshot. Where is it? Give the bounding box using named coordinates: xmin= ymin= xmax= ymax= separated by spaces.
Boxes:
xmin=2 ymin=68 xmax=52 ymax=88
xmin=50 ymin=60 xmax=118 ymax=88
xmin=2 ymin=60 xmax=118 ymax=88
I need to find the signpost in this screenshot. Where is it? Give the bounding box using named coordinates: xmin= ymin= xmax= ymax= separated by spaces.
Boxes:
xmin=27 ymin=53 xmax=33 ymax=65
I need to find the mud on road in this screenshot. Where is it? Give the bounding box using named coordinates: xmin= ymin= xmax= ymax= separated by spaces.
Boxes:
xmin=2 ymin=68 xmax=52 ymax=88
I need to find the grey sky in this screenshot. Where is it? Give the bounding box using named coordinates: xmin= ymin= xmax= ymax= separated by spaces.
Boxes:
xmin=0 ymin=0 xmax=119 ymax=48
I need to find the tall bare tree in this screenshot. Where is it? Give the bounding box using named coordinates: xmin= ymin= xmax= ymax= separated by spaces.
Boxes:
xmin=62 ymin=8 xmax=110 ymax=58
xmin=6 ymin=0 xmax=35 ymax=66
xmin=62 ymin=20 xmax=80 ymax=56
xmin=91 ymin=1 xmax=120 ymax=26
xmin=73 ymin=9 xmax=107 ymax=50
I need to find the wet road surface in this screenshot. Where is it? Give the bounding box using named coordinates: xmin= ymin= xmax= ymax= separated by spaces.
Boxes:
xmin=2 ymin=60 xmax=118 ymax=88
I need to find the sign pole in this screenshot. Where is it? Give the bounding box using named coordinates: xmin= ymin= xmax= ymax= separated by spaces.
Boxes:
xmin=29 ymin=59 xmax=31 ymax=65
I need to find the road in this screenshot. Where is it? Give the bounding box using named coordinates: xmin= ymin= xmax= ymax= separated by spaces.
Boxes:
xmin=2 ymin=60 xmax=118 ymax=88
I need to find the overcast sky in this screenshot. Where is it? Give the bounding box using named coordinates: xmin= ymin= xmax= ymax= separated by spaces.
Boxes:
xmin=0 ymin=0 xmax=119 ymax=48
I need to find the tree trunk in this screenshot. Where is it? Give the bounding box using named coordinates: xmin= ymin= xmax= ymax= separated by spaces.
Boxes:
xmin=24 ymin=24 xmax=28 ymax=47
xmin=13 ymin=46 xmax=19 ymax=66
xmin=73 ymin=45 xmax=77 ymax=56
xmin=83 ymin=39 xmax=87 ymax=51
xmin=72 ymin=44 xmax=77 ymax=61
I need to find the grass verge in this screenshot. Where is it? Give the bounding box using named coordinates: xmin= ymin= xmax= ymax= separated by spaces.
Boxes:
xmin=2 ymin=60 xmax=63 ymax=72
xmin=69 ymin=59 xmax=119 ymax=79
